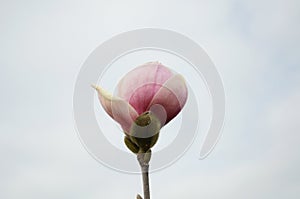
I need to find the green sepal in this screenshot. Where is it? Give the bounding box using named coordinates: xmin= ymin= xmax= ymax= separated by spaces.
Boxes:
xmin=131 ymin=132 xmax=159 ymax=153
xmin=124 ymin=136 xmax=140 ymax=154
xmin=130 ymin=111 xmax=161 ymax=152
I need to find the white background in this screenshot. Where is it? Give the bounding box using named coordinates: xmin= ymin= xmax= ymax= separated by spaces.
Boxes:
xmin=1 ymin=0 xmax=300 ymax=198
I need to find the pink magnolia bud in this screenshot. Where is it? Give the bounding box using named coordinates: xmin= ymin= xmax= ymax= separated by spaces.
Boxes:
xmin=93 ymin=62 xmax=188 ymax=136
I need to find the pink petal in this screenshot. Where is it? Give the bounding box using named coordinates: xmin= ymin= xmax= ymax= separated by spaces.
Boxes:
xmin=117 ymin=62 xmax=173 ymax=115
xmin=93 ymin=85 xmax=138 ymax=133
xmin=147 ymin=74 xmax=188 ymax=126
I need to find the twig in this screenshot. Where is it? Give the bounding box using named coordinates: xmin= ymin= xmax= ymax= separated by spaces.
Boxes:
xmin=137 ymin=153 xmax=151 ymax=199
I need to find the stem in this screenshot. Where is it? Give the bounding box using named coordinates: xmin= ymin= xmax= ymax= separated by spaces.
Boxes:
xmin=141 ymin=165 xmax=150 ymax=199
xmin=137 ymin=153 xmax=150 ymax=199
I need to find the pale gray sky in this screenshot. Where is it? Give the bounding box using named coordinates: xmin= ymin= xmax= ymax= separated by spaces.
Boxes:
xmin=1 ymin=0 xmax=300 ymax=198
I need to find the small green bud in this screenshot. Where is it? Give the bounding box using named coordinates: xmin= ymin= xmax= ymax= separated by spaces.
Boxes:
xmin=130 ymin=111 xmax=161 ymax=152
xmin=124 ymin=136 xmax=139 ymax=154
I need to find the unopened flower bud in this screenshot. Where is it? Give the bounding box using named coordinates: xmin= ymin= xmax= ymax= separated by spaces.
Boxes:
xmin=124 ymin=136 xmax=139 ymax=154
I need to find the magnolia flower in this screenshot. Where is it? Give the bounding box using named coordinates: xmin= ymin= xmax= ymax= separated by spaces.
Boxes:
xmin=93 ymin=62 xmax=188 ymax=152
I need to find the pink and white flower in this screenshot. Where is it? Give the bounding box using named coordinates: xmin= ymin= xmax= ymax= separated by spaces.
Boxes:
xmin=93 ymin=62 xmax=188 ymax=134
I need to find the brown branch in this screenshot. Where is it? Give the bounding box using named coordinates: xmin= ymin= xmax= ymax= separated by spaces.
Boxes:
xmin=137 ymin=153 xmax=151 ymax=199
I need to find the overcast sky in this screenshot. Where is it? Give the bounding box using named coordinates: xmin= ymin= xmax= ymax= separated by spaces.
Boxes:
xmin=1 ymin=0 xmax=300 ymax=198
